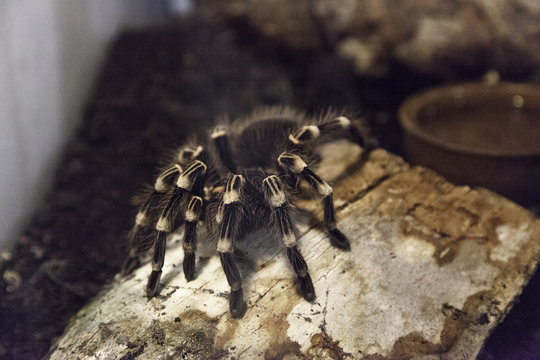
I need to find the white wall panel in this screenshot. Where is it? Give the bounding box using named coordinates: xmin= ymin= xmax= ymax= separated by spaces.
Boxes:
xmin=0 ymin=0 xmax=165 ymax=250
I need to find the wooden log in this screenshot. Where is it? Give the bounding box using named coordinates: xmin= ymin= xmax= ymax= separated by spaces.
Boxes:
xmin=47 ymin=141 xmax=540 ymax=359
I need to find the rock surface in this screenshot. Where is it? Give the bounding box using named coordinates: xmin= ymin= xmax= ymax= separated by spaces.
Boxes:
xmin=47 ymin=142 xmax=540 ymax=359
xmin=202 ymin=0 xmax=540 ymax=78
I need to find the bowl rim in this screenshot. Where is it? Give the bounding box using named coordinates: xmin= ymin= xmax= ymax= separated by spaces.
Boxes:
xmin=398 ymin=81 xmax=540 ymax=158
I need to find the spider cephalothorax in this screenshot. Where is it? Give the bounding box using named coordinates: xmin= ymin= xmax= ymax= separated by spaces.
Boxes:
xmin=121 ymin=107 xmax=374 ymax=318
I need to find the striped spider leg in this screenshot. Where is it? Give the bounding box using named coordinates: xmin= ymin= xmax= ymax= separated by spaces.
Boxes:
xmin=278 ymin=152 xmax=350 ymax=250
xmin=147 ymin=159 xmax=207 ymax=298
xmin=262 ymin=175 xmax=315 ymax=301
xmin=121 ymin=145 xmax=206 ymax=275
xmin=215 ymin=174 xmax=246 ymax=318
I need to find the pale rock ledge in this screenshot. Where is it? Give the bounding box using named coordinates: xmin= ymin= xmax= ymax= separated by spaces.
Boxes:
xmin=47 ymin=141 xmax=540 ymax=359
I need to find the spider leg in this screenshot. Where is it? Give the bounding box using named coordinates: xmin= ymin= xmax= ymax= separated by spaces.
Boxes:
xmin=182 ymin=195 xmax=203 ymax=281
xmin=122 ymin=164 xmax=182 ymax=275
xmin=278 ymin=152 xmax=350 ymax=250
xmin=212 ymin=126 xmax=237 ymax=173
xmin=121 ymin=193 xmax=156 ymax=274
xmin=147 ymin=160 xmax=207 ymax=298
xmin=262 ymin=175 xmax=315 ymax=301
xmin=216 ymin=174 xmax=246 ymax=318
xmin=177 ymin=145 xmax=205 ymax=166
xmin=288 ymin=115 xmax=376 ymax=150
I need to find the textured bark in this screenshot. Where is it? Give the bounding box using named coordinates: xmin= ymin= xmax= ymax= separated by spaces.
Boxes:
xmin=47 ymin=141 xmax=540 ymax=359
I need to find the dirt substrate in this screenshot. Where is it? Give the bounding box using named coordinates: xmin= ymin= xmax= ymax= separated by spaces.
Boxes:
xmin=0 ymin=14 xmax=538 ymax=360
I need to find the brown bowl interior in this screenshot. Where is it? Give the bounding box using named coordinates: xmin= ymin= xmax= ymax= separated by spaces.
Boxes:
xmin=398 ymin=82 xmax=540 ymax=205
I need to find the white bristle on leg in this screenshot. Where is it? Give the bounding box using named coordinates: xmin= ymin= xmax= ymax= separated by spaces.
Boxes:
xmin=336 ymin=116 xmax=351 ymax=128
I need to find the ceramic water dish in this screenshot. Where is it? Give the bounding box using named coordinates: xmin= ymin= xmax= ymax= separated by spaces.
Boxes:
xmin=399 ymin=82 xmax=540 ymax=205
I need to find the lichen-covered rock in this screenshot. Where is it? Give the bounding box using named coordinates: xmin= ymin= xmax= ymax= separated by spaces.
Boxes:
xmin=47 ymin=142 xmax=540 ymax=359
xmin=201 ymin=0 xmax=540 ymax=78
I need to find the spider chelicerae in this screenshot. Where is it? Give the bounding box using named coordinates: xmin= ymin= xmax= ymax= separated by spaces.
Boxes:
xmin=121 ymin=107 xmax=373 ymax=318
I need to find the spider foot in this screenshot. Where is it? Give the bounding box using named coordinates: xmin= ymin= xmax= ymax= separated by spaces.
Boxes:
xmin=230 ymin=288 xmax=246 ymax=318
xmin=146 ymin=270 xmax=162 ymax=298
xmin=121 ymin=256 xmax=141 ymax=275
xmin=328 ymin=229 xmax=351 ymax=251
xmin=183 ymin=253 xmax=196 ymax=281
xmin=299 ymin=274 xmax=315 ymax=302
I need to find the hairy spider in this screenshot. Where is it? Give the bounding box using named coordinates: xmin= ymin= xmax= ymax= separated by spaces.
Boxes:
xmin=121 ymin=107 xmax=374 ymax=318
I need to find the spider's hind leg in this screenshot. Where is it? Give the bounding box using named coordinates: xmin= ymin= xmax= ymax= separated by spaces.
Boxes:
xmin=278 ymin=153 xmax=350 ymax=250
xmin=121 ymin=193 xmax=154 ymax=275
xmin=288 ymin=115 xmax=377 ymax=152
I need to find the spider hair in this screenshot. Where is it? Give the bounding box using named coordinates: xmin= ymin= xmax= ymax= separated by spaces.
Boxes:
xmin=121 ymin=106 xmax=374 ymax=318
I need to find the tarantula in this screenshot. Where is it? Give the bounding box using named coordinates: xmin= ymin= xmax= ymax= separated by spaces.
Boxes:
xmin=121 ymin=107 xmax=373 ymax=318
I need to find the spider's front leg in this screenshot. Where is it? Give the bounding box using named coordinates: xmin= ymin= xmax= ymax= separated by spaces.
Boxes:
xmin=262 ymin=175 xmax=315 ymax=301
xmin=182 ymin=195 xmax=203 ymax=281
xmin=122 ymin=164 xmax=182 ymax=275
xmin=216 ymin=174 xmax=246 ymax=318
xmin=211 ymin=126 xmax=237 ymax=172
xmin=122 ymin=145 xmax=209 ymax=275
xmin=147 ymin=160 xmax=207 ymax=298
xmin=278 ymin=152 xmax=350 ymax=250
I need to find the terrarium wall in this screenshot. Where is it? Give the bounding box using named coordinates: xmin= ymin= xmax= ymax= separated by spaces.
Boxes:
xmin=0 ymin=0 xmax=165 ymax=251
